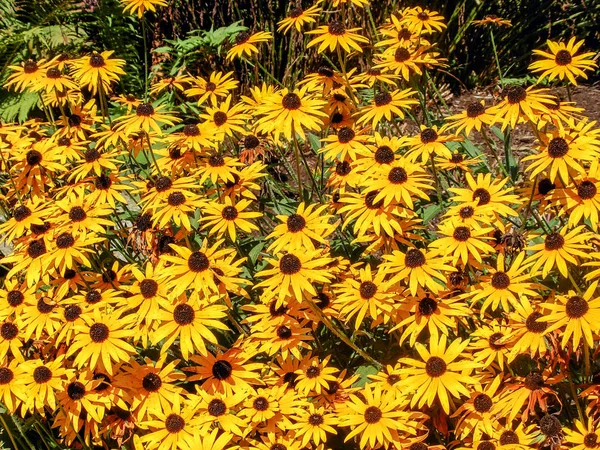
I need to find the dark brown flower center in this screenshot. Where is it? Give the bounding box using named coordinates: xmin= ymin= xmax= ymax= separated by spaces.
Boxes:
xmin=205 ymin=82 xmax=216 ymax=91
xmin=488 ymin=332 xmax=505 ymax=350
xmin=540 ymin=415 xmax=562 ymax=436
xmin=37 ymin=298 xmax=54 ymax=313
xmin=67 ymin=381 xmax=86 ymax=400
xmin=221 ymin=206 xmax=238 ymax=221
xmin=89 ymin=53 xmax=105 ymax=68
xmin=209 ymin=154 xmax=225 ymax=167
xmin=374 ymin=91 xmax=392 ymax=107
xmin=27 ymin=239 xmax=47 ymax=258
xmin=83 ymin=148 xmax=100 ymax=163
xmin=279 ymin=254 xmax=302 ymax=275
xmin=165 ymin=414 xmax=185 ymax=433
xmin=276 ymin=325 xmax=292 ymax=339
xmin=418 ymin=296 xmax=437 ymax=316
xmin=544 ymin=233 xmax=565 ymax=251
xmin=136 ymin=212 xmax=153 ymax=231
xmin=337 ymin=127 xmax=355 ymax=144
xmin=306 ymin=366 xmax=320 ymax=378
xmin=58 ymin=137 xmax=71 ymax=146
xmin=33 ymin=366 xmax=52 ymax=384
xmin=318 ymin=66 xmax=334 ymax=77
xmin=395 ymin=47 xmax=411 ymax=62
xmin=405 ymin=248 xmax=426 ymax=268
xmin=388 ymin=167 xmax=408 ymax=184
xmin=167 ymin=191 xmax=186 ymax=207
xmin=289 ymin=7 xmax=303 ymax=18
xmin=154 ymin=177 xmax=173 ymax=193
xmin=417 ymin=11 xmax=429 ymax=20
xmin=0 ymin=323 xmax=18 ymax=340
xmin=0 ymin=368 xmax=13 ymax=385
xmin=387 ymin=374 xmax=400 ymax=385
xmin=477 ymin=442 xmax=495 ymax=450
xmin=506 ymin=86 xmax=527 ymax=104
xmin=282 ymin=93 xmax=301 ymax=110
xmin=173 ymin=304 xmax=195 ymax=325
xmin=89 ymin=323 xmax=109 ymax=343
xmin=466 ymin=102 xmax=486 ymax=118
xmin=235 ymin=31 xmax=250 ymax=45
xmin=425 ymin=356 xmax=447 ymax=377
xmin=420 ymin=128 xmax=438 ymax=143
xmin=69 ymin=206 xmax=87 ymax=222
xmin=85 ymin=290 xmax=102 ymax=304
xmin=328 ymin=21 xmax=346 ymax=36
xmin=140 ymin=279 xmax=158 ymax=298
xmin=213 ymin=111 xmax=228 ymax=127
xmin=26 ymin=150 xmax=42 ymax=166
xmin=208 ymin=399 xmax=226 ymax=416
xmin=142 ymin=372 xmax=162 ymax=392
xmin=188 ymin=252 xmax=210 ymax=272
xmin=525 ymin=372 xmax=544 ymax=390
xmin=499 ymin=431 xmax=519 ymax=445
xmin=253 ymin=396 xmax=269 ymax=411
xmin=547 ymin=137 xmax=569 ymax=158
xmin=578 ymin=180 xmax=597 ymax=199
xmin=183 ymin=124 xmax=200 ymax=136
xmin=375 ymin=146 xmax=394 ymax=164
xmin=583 ymin=433 xmax=598 ymax=448
xmin=56 ymin=232 xmax=75 ymax=249
xmin=13 ymin=205 xmax=32 ymax=222
xmin=410 ymin=444 xmax=427 ymax=450
xmin=367 ymin=67 xmax=382 ymax=76
xmin=64 ymin=305 xmax=82 ymax=322
xmin=526 ymin=312 xmax=547 ymax=333
xmin=7 ymin=290 xmax=24 ymax=307
xmin=459 ymin=206 xmax=474 ymax=218
xmin=453 ymin=226 xmax=471 ymax=241
xmin=473 ymin=393 xmax=493 ymax=412
xmin=68 ymin=114 xmax=82 ymax=127
xmin=336 ymin=160 xmax=352 ymax=176
xmin=212 ymin=360 xmax=233 ymax=380
xmin=315 ymin=293 xmax=330 ymax=309
xmin=538 ymin=178 xmax=556 ymax=195
xmin=472 ymin=188 xmax=491 ymax=206
xmin=566 ymin=296 xmax=589 ymax=318
xmin=365 ymin=191 xmax=384 ymax=209
xmin=46 ymin=67 xmax=61 ymax=78
xmin=23 ymin=59 xmax=38 ymax=73
xmin=554 ymin=50 xmax=572 ymax=66
xmin=491 ymin=272 xmax=510 ymax=289
xmin=359 ymin=281 xmax=377 ymax=299
xmin=451 ymin=153 xmax=464 ymax=163
xmin=287 ymin=214 xmax=306 ymax=232
xmin=397 ymin=28 xmax=412 ymax=40
xmin=308 ymin=413 xmax=324 ymax=425
xmin=364 ymin=406 xmax=382 ymax=424
xmin=95 ymin=174 xmax=112 ymax=190
xmin=244 ymin=135 xmax=260 ymax=149
xmin=136 ymin=103 xmax=154 ymax=117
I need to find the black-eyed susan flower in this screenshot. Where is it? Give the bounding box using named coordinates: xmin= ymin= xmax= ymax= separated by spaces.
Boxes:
xmin=121 ymin=0 xmax=167 ymax=17
xmin=320 ymin=126 xmax=372 ymax=162
xmin=399 ymin=335 xmax=480 ymax=413
xmin=4 ymin=58 xmax=52 ymax=92
xmin=307 ymin=20 xmax=370 ymax=52
xmin=186 ymin=71 xmax=239 ymax=106
xmin=255 ymin=250 xmax=334 ymax=306
xmin=374 ymin=45 xmax=441 ymax=80
xmin=0 ymin=358 xmax=28 ymax=413
xmin=277 ymin=3 xmax=321 ymax=34
xmin=525 ymin=225 xmax=593 ymax=278
xmin=226 ymin=30 xmax=273 ymax=60
xmin=563 ymin=419 xmax=600 ymax=450
xmin=405 ymin=125 xmax=461 ymax=163
xmin=529 ymin=37 xmax=598 ymax=85
xmin=193 ymin=390 xmax=247 ymax=436
xmin=541 ymin=281 xmax=600 ymax=348
xmin=70 ymin=51 xmax=126 ymax=94
xmin=0 ymin=198 xmax=47 ymax=243
xmin=23 ymin=356 xmax=71 ymax=414
xmin=355 ymin=88 xmax=418 ymax=128
xmin=444 ymin=100 xmax=495 ymax=136
xmin=400 ymin=7 xmax=447 ymax=34
xmin=488 ymin=85 xmax=555 ymax=130
xmin=116 ymin=102 xmax=179 ymax=135
xmin=138 ymin=397 xmax=200 ymax=450
xmin=148 ymin=188 xmax=205 ymax=231
xmin=291 ymin=404 xmax=338 ymax=447
xmin=200 ymin=197 xmax=261 ymax=241
xmin=467 ymin=321 xmax=514 ymax=370
xmin=430 ymin=220 xmax=495 ymax=266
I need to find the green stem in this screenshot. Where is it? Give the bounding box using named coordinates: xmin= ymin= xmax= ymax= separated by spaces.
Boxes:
xmin=567 ymin=371 xmax=585 ymax=422
xmin=144 ymin=132 xmax=162 ymax=176
xmin=0 ymin=415 xmax=20 ymax=450
xmin=490 ymin=28 xmax=503 ymax=87
xmin=430 ymin=153 xmax=442 ymax=204
xmin=141 ymin=17 xmax=149 ymax=101
xmin=292 ymin=134 xmax=303 ymax=201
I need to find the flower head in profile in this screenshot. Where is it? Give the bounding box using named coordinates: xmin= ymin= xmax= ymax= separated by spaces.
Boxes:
xmin=226 ymin=30 xmax=273 ymax=60
xmin=121 ymin=0 xmax=168 ymax=18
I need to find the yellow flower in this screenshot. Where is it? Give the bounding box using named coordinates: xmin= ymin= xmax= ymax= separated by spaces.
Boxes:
xmin=121 ymin=0 xmax=167 ymax=18
xmin=278 ymin=4 xmax=321 ymax=34
xmin=116 ymin=102 xmax=179 ymax=136
xmin=200 ymin=197 xmax=262 ymax=241
xmin=70 ymin=51 xmax=126 ymax=95
xmin=529 ymin=37 xmax=598 ymax=85
xmin=226 ymin=30 xmax=273 ymax=60
xmin=355 ymin=88 xmax=418 ymax=128
xmin=306 ymin=21 xmax=369 ymax=53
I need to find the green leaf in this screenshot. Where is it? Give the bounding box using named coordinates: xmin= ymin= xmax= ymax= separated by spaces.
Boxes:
xmin=248 ymin=242 xmax=265 ymax=265
xmin=422 ymin=204 xmax=442 ymax=224
xmin=353 ymin=365 xmax=379 ymax=387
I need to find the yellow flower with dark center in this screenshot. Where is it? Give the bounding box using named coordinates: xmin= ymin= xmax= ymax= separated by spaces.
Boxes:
xmin=467 ymin=321 xmax=514 ymax=370
xmin=226 ymin=30 xmax=273 ymax=60
xmin=54 ymin=195 xmax=115 ymax=236
xmin=332 ymin=0 xmax=369 ymax=8
xmin=307 ymin=21 xmax=369 ymax=53
xmin=159 ymin=240 xmax=240 ymax=297
xmin=30 ymin=65 xmax=78 ymax=94
xmin=377 ymin=16 xmax=427 ymax=50
xmin=278 ymin=3 xmax=321 ymax=33
xmin=71 ymin=51 xmax=126 ymax=94
xmin=121 ymin=263 xmax=169 ymax=328
xmin=0 ymin=358 xmax=28 ymax=413
xmin=374 ymin=45 xmax=440 ymax=80
xmin=564 ymin=419 xmax=600 ymax=450
xmin=341 ymin=383 xmax=423 ymax=449
xmin=0 ymin=198 xmax=47 ymax=244
xmin=400 ymin=7 xmax=447 ymax=34
xmin=200 ymin=197 xmax=261 ymax=241
xmin=525 ymin=225 xmax=593 ymax=278
xmin=185 ymin=348 xmax=262 ymax=394
xmin=405 ymin=125 xmax=461 ymax=163
xmin=292 ymin=404 xmax=338 ymax=447
xmin=430 ymin=220 xmax=495 ymax=266
xmin=111 ymin=93 xmax=141 ymax=114
xmin=116 ymin=102 xmax=178 ymax=135
xmin=193 ymin=390 xmax=247 ymax=436
xmin=356 ymin=88 xmax=418 ymax=128
xmin=5 ymin=58 xmax=52 ymax=92
xmin=399 ymin=334 xmax=480 ymax=413
xmin=541 ymin=281 xmax=600 ymax=348
xmin=355 ymin=67 xmax=400 ymax=87
xmin=435 ymin=150 xmax=482 ymax=172
xmin=363 ymin=158 xmax=433 ymax=208
xmin=148 ymin=188 xmax=204 ymax=231
xmin=186 ymin=71 xmax=239 ymax=106
xmin=240 ymin=384 xmax=301 ymax=429
xmin=151 ymin=298 xmax=229 ymax=359
xmin=448 ymin=172 xmax=522 ymax=218
xmin=43 ymin=230 xmax=103 ymax=274
xmin=200 ymin=95 xmax=251 ymax=141
xmin=121 ymin=0 xmax=167 ymax=17
xmin=394 ymin=289 xmax=471 ymax=346
xmin=88 ymin=172 xmax=133 ymax=209
xmin=320 ymin=126 xmax=372 ymax=162
xmin=472 ymin=15 xmax=512 ymax=27
xmin=300 ymin=65 xmax=347 ymax=96
xmin=0 ymin=279 xmax=36 ymax=321
xmin=255 ymin=87 xmax=327 ymax=141
xmin=505 ymin=300 xmax=551 ymax=359
xmin=254 ymin=250 xmax=334 ymax=306
xmin=488 ymin=85 xmax=555 ymax=130
xmin=529 ymin=37 xmax=598 ymax=85
xmin=444 ymin=100 xmax=495 ymax=136
xmin=266 ymin=202 xmax=336 ymax=253
xmin=197 ymin=153 xmax=244 ymax=185
xmin=382 ymin=246 xmax=455 ymax=295
xmin=523 ymin=129 xmax=597 ymax=184
xmin=334 ymin=265 xmax=396 ymax=329
xmin=23 ymin=355 xmax=71 ymax=414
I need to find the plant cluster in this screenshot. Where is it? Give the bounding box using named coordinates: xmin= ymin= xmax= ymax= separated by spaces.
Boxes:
xmin=0 ymin=0 xmax=600 ymax=449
